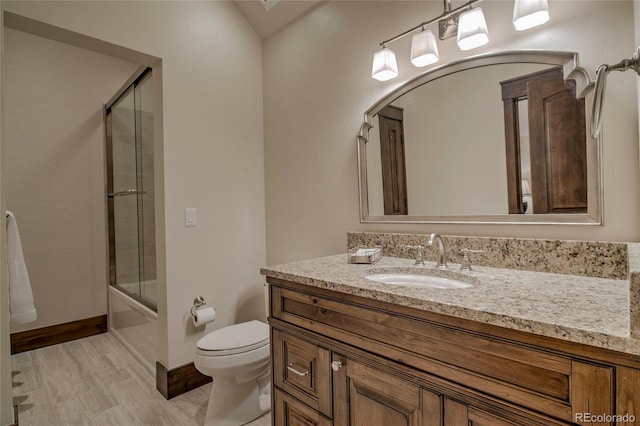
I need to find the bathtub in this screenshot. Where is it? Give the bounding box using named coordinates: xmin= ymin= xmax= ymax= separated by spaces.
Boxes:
xmin=109 ymin=285 xmax=158 ymax=375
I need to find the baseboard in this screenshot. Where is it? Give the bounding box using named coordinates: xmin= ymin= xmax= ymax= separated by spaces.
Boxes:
xmin=10 ymin=315 xmax=107 ymax=354
xmin=156 ymin=361 xmax=212 ymax=400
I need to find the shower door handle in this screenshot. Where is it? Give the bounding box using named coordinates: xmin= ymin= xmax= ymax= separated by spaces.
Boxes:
xmin=107 ymin=189 xmax=147 ymax=198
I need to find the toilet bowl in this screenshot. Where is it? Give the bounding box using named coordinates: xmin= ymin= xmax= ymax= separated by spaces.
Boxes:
xmin=194 ymin=320 xmax=271 ymax=426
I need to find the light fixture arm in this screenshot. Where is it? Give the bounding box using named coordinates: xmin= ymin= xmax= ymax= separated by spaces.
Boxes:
xmin=444 ymin=0 xmax=452 ymax=14
xmin=379 ymin=0 xmax=483 ymax=47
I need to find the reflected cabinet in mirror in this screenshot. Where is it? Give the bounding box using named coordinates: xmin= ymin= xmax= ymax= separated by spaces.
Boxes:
xmin=358 ymin=51 xmax=602 ymax=225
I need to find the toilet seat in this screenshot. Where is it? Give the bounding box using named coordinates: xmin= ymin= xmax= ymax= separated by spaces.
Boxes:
xmin=197 ymin=320 xmax=269 ymax=356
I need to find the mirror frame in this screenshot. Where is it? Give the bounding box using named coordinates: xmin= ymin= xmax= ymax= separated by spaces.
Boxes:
xmin=357 ymin=50 xmax=602 ymax=225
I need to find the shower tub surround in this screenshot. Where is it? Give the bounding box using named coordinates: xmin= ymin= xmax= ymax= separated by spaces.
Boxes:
xmin=263 ymin=232 xmax=640 ymax=355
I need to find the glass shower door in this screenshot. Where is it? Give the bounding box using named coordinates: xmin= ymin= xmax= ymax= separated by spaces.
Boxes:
xmin=106 ymin=68 xmax=156 ymax=311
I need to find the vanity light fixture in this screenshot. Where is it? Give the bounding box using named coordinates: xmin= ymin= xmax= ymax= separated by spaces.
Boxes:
xmin=410 ymin=27 xmax=440 ymax=67
xmin=371 ymin=46 xmax=399 ymax=81
xmin=372 ymin=0 xmax=551 ymax=80
xmin=456 ymin=7 xmax=489 ymax=51
xmin=513 ymin=0 xmax=550 ymax=31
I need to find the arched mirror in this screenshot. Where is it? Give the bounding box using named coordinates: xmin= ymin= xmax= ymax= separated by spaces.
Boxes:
xmin=358 ymin=51 xmax=601 ymax=225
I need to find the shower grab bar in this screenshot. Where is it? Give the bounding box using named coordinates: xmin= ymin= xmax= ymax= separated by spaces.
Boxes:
xmin=107 ymin=189 xmax=147 ymax=198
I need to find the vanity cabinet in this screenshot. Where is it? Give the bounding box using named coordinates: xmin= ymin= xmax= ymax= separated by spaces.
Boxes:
xmin=268 ymin=278 xmax=640 ymax=426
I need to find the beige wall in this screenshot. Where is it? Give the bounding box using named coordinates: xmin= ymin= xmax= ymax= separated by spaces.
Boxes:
xmin=4 ymin=27 xmax=139 ymax=333
xmin=2 ymin=1 xmax=266 ymax=369
xmin=0 ymin=5 xmax=13 ymax=425
xmin=637 ymin=2 xmax=640 ymax=190
xmin=264 ymin=0 xmax=640 ymax=265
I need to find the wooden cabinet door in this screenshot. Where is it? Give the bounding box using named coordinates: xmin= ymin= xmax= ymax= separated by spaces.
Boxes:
xmin=274 ymin=389 xmax=333 ymax=426
xmin=444 ymin=397 xmax=573 ymax=426
xmin=444 ymin=398 xmax=540 ymax=426
xmin=332 ymin=355 xmax=441 ymax=426
xmin=616 ymin=366 xmax=640 ymax=426
xmin=571 ymin=361 xmax=614 ymax=426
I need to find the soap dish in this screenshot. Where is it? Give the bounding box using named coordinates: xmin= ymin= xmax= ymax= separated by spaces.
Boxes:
xmin=348 ymin=247 xmax=382 ymax=264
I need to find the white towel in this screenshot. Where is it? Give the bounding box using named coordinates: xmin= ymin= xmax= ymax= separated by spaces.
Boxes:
xmin=6 ymin=211 xmax=37 ymax=324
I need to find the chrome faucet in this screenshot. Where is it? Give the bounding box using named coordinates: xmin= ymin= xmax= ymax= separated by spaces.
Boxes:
xmin=405 ymin=245 xmax=426 ymax=265
xmin=428 ymin=233 xmax=448 ymax=268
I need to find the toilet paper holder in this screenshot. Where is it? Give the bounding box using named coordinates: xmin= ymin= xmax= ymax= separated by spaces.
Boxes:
xmin=191 ymin=296 xmax=206 ymax=318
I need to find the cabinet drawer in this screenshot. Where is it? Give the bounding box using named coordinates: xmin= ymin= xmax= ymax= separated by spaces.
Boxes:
xmin=274 ymin=388 xmax=333 ymax=426
xmin=273 ymin=328 xmax=332 ymax=417
xmin=271 ymin=285 xmax=575 ymax=421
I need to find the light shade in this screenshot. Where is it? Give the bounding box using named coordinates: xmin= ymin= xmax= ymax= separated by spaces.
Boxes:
xmin=410 ymin=29 xmax=439 ymax=67
xmin=513 ymin=0 xmax=549 ymax=31
xmin=371 ymin=47 xmax=399 ymax=81
xmin=456 ymin=8 xmax=490 ymax=51
xmin=521 ymin=179 xmax=532 ymax=196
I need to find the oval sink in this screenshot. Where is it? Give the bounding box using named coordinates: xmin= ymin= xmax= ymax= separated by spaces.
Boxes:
xmin=365 ymin=273 xmax=473 ymax=289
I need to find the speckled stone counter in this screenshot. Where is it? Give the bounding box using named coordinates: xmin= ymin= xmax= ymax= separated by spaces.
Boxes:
xmin=262 ymin=253 xmax=640 ymax=356
xmin=348 ymin=232 xmax=629 ymax=279
xmin=629 ymin=243 xmax=640 ymax=339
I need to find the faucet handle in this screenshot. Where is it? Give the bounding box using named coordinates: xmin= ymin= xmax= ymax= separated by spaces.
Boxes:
xmin=405 ymin=245 xmax=425 ymax=265
xmin=460 ymin=249 xmax=484 ymax=271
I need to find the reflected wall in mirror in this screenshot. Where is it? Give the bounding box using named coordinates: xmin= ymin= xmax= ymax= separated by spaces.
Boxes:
xmin=358 ymin=51 xmax=600 ymax=225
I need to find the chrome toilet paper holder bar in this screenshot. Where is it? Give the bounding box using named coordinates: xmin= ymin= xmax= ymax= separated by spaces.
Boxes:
xmin=191 ymin=296 xmax=206 ymax=318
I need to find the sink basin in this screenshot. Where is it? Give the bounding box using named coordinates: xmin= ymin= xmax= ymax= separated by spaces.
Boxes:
xmin=365 ymin=273 xmax=473 ymax=289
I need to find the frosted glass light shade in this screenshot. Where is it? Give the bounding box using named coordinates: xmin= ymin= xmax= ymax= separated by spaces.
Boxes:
xmin=457 ymin=8 xmax=490 ymax=51
xmin=513 ymin=0 xmax=549 ymax=31
xmin=410 ymin=29 xmax=439 ymax=67
xmin=371 ymin=47 xmax=399 ymax=81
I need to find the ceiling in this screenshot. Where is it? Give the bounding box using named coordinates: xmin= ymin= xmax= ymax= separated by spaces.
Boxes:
xmin=234 ymin=0 xmax=322 ymax=39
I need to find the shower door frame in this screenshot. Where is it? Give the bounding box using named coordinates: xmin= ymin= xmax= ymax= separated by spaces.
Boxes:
xmin=105 ymin=66 xmax=157 ymax=313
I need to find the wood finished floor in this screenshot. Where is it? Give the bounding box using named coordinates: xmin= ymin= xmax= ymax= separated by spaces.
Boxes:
xmin=11 ymin=332 xmax=271 ymax=426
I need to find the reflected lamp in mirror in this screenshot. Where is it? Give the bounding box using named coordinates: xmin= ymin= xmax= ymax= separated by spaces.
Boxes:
xmin=371 ymin=1 xmax=551 ymax=81
xmin=513 ymin=0 xmax=550 ymax=31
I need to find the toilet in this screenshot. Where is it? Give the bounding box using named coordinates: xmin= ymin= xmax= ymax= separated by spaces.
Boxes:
xmin=194 ymin=320 xmax=271 ymax=426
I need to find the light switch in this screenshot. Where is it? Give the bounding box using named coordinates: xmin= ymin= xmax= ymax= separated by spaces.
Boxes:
xmin=185 ymin=208 xmax=197 ymax=227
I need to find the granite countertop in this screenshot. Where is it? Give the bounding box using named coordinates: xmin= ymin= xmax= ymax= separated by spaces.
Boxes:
xmin=261 ymin=254 xmax=640 ymax=356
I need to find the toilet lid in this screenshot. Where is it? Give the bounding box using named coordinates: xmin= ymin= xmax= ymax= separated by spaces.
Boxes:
xmin=196 ymin=320 xmax=269 ymax=354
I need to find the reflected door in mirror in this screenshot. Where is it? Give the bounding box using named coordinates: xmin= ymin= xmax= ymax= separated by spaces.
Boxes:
xmin=379 ymin=106 xmax=408 ymax=215
xmin=502 ymin=67 xmax=587 ymax=214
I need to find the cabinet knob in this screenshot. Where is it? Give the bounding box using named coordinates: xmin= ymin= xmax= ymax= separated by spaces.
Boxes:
xmin=331 ymin=360 xmax=343 ymax=371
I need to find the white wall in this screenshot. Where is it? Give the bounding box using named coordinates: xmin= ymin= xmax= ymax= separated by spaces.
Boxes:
xmin=4 ymin=27 xmax=139 ymax=333
xmin=264 ymin=0 xmax=640 ymax=265
xmin=2 ymin=1 xmax=266 ymax=370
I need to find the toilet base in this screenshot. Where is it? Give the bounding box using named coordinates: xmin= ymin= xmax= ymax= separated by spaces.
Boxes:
xmin=204 ymin=374 xmax=271 ymax=426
